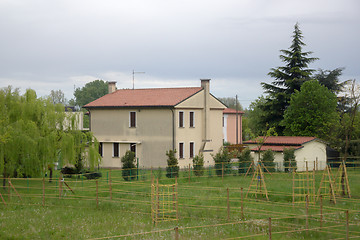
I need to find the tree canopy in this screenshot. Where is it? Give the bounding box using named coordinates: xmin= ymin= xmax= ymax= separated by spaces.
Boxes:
xmin=218 ymin=97 xmax=243 ymax=111
xmin=73 ymin=80 xmax=108 ymax=107
xmin=0 ymin=86 xmax=101 ymax=182
xmin=282 ymin=80 xmax=339 ymax=141
xmin=261 ymin=23 xmax=318 ymax=134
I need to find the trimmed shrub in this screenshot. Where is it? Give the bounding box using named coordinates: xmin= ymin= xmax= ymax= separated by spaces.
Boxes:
xmin=238 ymin=148 xmax=253 ymax=174
xmin=283 ymin=148 xmax=297 ymax=172
xmin=121 ymin=150 xmax=137 ymax=181
xmin=212 ymin=147 xmax=231 ymax=177
xmin=193 ymin=153 xmax=204 ymax=177
xmin=166 ymin=150 xmax=179 ymax=178
xmin=262 ymin=149 xmax=276 ymax=172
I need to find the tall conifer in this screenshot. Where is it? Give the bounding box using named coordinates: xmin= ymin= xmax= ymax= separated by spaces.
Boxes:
xmin=261 ymin=23 xmax=318 ymax=134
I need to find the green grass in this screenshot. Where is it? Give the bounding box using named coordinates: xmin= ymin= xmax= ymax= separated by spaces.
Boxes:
xmin=1 ymin=167 xmax=360 ymax=239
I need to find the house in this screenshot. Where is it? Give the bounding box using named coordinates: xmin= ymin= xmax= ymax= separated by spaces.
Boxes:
xmin=244 ymin=136 xmax=327 ymax=172
xmin=64 ymin=106 xmax=88 ymax=131
xmin=223 ymin=108 xmax=244 ymax=145
xmin=84 ymin=79 xmax=226 ymax=168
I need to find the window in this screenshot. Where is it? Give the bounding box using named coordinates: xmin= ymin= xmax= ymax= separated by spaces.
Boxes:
xmin=179 ymin=142 xmax=184 ymax=159
xmin=189 ymin=111 xmax=195 ymax=128
xmin=113 ymin=143 xmax=119 ymax=157
xmin=130 ymin=143 xmax=136 ymax=155
xmin=130 ymin=112 xmax=136 ymax=128
xmin=189 ymin=142 xmax=194 ymax=158
xmin=179 ymin=111 xmax=184 ymax=128
xmin=99 ymin=142 xmax=103 ymax=157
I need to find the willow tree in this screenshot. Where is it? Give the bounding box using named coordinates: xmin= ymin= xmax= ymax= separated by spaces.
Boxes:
xmin=0 ymin=86 xmax=101 ymax=186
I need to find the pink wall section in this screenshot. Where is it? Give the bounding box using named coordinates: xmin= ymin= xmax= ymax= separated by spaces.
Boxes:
xmin=225 ymin=113 xmax=242 ymax=144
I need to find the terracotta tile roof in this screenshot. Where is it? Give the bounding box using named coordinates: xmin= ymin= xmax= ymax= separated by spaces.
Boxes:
xmin=244 ymin=136 xmax=317 ymax=145
xmin=84 ymin=87 xmax=203 ymax=108
xmin=223 ymin=108 xmax=244 ymax=114
xmin=250 ymin=145 xmax=303 ymax=152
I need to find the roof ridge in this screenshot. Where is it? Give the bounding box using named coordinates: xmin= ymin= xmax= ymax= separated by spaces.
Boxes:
xmin=113 ymin=86 xmax=202 ymax=91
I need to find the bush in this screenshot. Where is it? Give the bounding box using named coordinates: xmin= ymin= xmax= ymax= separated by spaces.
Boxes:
xmin=283 ymin=148 xmax=296 ymax=172
xmin=193 ymin=153 xmax=204 ymax=177
xmin=262 ymin=149 xmax=275 ymax=172
xmin=166 ymin=150 xmax=179 ymax=178
xmin=121 ymin=150 xmax=137 ymax=181
xmin=212 ymin=147 xmax=231 ymax=177
xmin=83 ymin=171 xmax=102 ymax=179
xmin=238 ymin=148 xmax=253 ymax=174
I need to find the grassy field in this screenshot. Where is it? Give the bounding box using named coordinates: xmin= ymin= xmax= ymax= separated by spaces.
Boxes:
xmin=0 ymin=166 xmax=360 ymax=239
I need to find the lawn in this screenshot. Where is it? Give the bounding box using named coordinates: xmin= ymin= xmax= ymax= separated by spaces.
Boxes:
xmin=0 ymin=166 xmax=359 ymax=239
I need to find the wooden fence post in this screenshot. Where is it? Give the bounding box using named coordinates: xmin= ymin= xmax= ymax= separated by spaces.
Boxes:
xmin=222 ymin=162 xmax=224 ymax=181
xmin=306 ymin=194 xmax=309 ymax=233
xmin=42 ymin=178 xmax=45 ymax=207
xmin=227 ymin=188 xmax=230 ymax=221
xmin=109 ymin=169 xmax=112 ymax=200
xmin=96 ymin=180 xmax=99 ymax=208
xmin=320 ymin=195 xmax=323 ymax=229
xmin=8 ymin=178 xmax=11 ymax=202
xmin=241 ymin=187 xmax=244 ymax=220
xmin=188 ymin=163 xmax=191 ymax=184
xmin=268 ymin=217 xmax=272 ymax=240
xmin=346 ymin=210 xmax=349 ymax=240
xmin=174 ymin=227 xmax=179 ymax=240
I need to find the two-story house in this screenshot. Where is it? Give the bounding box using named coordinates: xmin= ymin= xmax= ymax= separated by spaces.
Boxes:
xmin=84 ymin=79 xmax=226 ymax=168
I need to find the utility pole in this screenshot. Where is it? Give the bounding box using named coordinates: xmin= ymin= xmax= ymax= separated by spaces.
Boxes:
xmin=236 ymin=94 xmax=239 ymax=145
xmin=132 ymin=70 xmax=145 ymax=89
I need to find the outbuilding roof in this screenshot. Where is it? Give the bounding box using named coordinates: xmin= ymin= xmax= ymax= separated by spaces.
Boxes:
xmin=244 ymin=136 xmax=320 ymax=153
xmin=244 ymin=136 xmax=317 ymax=146
xmin=250 ymin=145 xmax=303 ymax=152
xmin=84 ymin=87 xmax=203 ymax=108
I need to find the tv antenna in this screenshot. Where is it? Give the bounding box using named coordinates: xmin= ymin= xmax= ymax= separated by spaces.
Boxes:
xmin=132 ymin=70 xmax=145 ymax=89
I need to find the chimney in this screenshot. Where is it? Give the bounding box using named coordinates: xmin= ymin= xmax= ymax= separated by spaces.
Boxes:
xmin=108 ymin=81 xmax=117 ymax=94
xmin=201 ymin=79 xmax=210 ymax=93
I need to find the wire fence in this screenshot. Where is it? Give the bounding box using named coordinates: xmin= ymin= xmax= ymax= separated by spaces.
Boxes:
xmin=1 ymin=160 xmax=360 ymax=239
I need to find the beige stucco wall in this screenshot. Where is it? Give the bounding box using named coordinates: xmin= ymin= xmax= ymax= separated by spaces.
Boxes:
xmin=90 ymin=108 xmax=173 ymax=168
xmin=89 ymin=88 xmax=225 ymax=169
xmin=249 ymin=140 xmax=327 ymax=172
xmin=175 ymin=92 xmax=225 ymax=168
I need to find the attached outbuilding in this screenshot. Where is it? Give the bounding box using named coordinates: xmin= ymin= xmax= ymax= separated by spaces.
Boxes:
xmin=244 ymin=136 xmax=327 ymax=172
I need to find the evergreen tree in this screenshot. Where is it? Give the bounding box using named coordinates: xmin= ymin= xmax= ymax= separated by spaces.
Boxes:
xmin=192 ymin=153 xmax=204 ymax=177
xmin=166 ymin=149 xmax=179 ymax=178
xmin=212 ymin=147 xmax=231 ymax=177
xmin=283 ymin=148 xmax=296 ymax=172
xmin=262 ymin=149 xmax=275 ymax=172
xmin=238 ymin=148 xmax=253 ymax=174
xmin=261 ymin=23 xmax=318 ymax=134
xmin=121 ymin=150 xmax=137 ymax=181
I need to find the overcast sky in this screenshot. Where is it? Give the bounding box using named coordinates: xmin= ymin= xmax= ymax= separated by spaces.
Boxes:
xmin=1 ymin=0 xmax=359 ymax=108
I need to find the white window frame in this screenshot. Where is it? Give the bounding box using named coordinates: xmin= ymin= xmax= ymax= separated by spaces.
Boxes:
xmin=189 ymin=111 xmax=195 ymax=128
xmin=179 ymin=111 xmax=184 ymax=128
xmin=113 ymin=142 xmax=120 ymax=157
xmin=129 ymin=111 xmax=136 ymax=128
xmin=179 ymin=142 xmax=184 ymax=159
xmin=189 ymin=141 xmax=195 ymax=158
